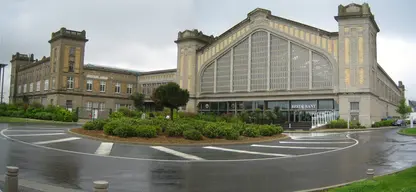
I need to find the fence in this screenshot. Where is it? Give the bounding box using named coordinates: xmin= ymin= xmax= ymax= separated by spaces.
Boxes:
xmin=77 ymin=107 xmax=112 ymax=120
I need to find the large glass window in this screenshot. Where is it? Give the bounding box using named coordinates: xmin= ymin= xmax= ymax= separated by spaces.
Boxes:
xmin=254 ymin=101 xmax=264 ymax=110
xmin=243 ymin=101 xmax=253 ymax=111
xmin=218 ymin=102 xmax=227 ymax=111
xmin=266 ymin=101 xmax=289 ymax=110
xmin=44 ymin=80 xmax=49 ymax=90
xmin=67 ymin=77 xmax=74 ymax=89
xmin=86 ymin=80 xmax=93 ymax=91
xmin=318 ymin=100 xmax=334 ymax=110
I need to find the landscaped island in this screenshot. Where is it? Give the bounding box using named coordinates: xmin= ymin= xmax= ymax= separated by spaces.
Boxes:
xmin=76 ymin=108 xmax=286 ymax=144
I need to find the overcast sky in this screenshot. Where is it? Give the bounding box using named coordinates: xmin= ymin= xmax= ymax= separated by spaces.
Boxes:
xmin=1 ymin=0 xmax=415 ymax=102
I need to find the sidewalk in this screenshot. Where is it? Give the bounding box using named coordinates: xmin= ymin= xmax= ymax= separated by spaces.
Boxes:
xmin=0 ymin=177 xmax=84 ymax=192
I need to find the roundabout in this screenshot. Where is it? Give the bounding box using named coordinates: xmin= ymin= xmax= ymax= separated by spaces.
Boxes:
xmin=0 ymin=123 xmax=415 ymax=192
xmin=1 ymin=125 xmax=359 ymax=162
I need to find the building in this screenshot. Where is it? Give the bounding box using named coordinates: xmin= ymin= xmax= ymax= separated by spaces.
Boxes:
xmin=174 ymin=3 xmax=404 ymax=127
xmin=9 ymin=3 xmax=405 ymax=126
xmin=9 ymin=28 xmax=175 ymax=119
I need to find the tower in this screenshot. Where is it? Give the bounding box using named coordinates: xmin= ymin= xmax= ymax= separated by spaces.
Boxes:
xmin=48 ymin=28 xmax=88 ymax=106
xmin=174 ymin=29 xmax=214 ymax=112
xmin=336 ymin=3 xmax=380 ymax=126
xmin=9 ymin=53 xmax=35 ymax=103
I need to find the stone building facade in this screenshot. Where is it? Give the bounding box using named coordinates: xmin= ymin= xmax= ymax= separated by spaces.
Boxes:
xmin=9 ymin=3 xmax=405 ymax=126
xmin=9 ymin=28 xmax=176 ymax=118
xmin=175 ymin=3 xmax=405 ymax=126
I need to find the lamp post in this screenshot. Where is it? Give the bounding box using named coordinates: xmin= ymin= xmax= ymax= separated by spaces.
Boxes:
xmin=0 ymin=63 xmax=7 ymax=104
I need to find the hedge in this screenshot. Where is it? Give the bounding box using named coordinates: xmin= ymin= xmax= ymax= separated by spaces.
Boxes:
xmin=0 ymin=103 xmax=78 ymax=122
xmin=85 ymin=108 xmax=284 ymax=141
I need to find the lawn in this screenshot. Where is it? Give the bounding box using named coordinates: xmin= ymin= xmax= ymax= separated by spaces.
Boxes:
xmin=399 ymin=128 xmax=416 ymax=136
xmin=0 ymin=116 xmax=78 ymax=124
xmin=327 ymin=166 xmax=416 ymax=192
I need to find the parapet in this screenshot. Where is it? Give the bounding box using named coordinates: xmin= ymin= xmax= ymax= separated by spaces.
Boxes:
xmin=175 ymin=29 xmax=215 ymax=44
xmin=335 ymin=3 xmax=379 ymax=32
xmin=48 ymin=27 xmax=88 ymax=43
xmin=11 ymin=52 xmax=34 ymax=62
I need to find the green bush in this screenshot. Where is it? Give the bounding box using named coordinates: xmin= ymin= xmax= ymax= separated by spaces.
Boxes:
xmin=183 ymin=129 xmax=203 ymax=140
xmin=83 ymin=121 xmax=95 ymax=130
xmin=328 ymin=119 xmax=348 ymax=128
xmin=103 ymin=118 xmax=124 ymax=135
xmin=136 ymin=125 xmax=158 ymax=138
xmin=166 ymin=122 xmax=184 ymax=137
xmin=109 ymin=111 xmax=124 ymax=119
xmin=202 ymin=122 xmax=226 ymax=138
xmin=258 ymin=125 xmax=274 ymax=136
xmin=372 ymin=119 xmax=395 ymax=127
xmin=113 ymin=124 xmax=136 ymax=138
xmin=243 ymin=124 xmax=260 ymax=137
xmin=224 ymin=127 xmax=240 ymax=140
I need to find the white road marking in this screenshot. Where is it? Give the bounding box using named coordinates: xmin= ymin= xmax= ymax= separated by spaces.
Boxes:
xmin=95 ymin=142 xmax=114 ymax=156
xmin=204 ymin=146 xmax=294 ymax=157
xmin=7 ymin=133 xmax=66 ymax=137
xmin=279 ymin=141 xmax=354 ymax=144
xmin=32 ymin=137 xmax=81 ymax=145
xmin=291 ymin=138 xmax=349 ymax=141
xmin=151 ymin=146 xmax=205 ymax=160
xmin=5 ymin=130 xmax=65 ymax=132
xmin=251 ymin=144 xmax=339 ymax=150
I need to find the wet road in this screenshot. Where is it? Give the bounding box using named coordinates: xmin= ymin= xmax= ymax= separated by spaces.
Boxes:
xmin=0 ymin=123 xmax=415 ymax=192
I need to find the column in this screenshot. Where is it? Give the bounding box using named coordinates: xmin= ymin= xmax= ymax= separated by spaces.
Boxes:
xmin=287 ymin=41 xmax=291 ymax=90
xmin=213 ymin=60 xmax=217 ymax=93
xmin=230 ymin=48 xmax=234 ymax=92
xmin=309 ymin=50 xmax=312 ymax=89
xmin=1 ymin=66 xmax=4 ymax=104
xmin=267 ymin=32 xmax=271 ymax=90
xmin=247 ymin=35 xmax=252 ymax=92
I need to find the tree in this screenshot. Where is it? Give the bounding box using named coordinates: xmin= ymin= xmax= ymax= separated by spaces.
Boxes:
xmin=151 ymin=82 xmax=189 ymax=120
xmin=129 ymin=92 xmax=145 ymax=111
xmin=396 ymin=98 xmax=412 ymax=119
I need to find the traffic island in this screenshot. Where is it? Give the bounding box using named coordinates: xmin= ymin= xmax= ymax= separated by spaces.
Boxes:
xmin=398 ymin=128 xmax=416 ymax=136
xmin=70 ymin=128 xmax=288 ymax=145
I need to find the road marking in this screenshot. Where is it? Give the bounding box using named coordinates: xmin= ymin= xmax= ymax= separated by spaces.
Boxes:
xmin=291 ymin=138 xmax=349 ymax=141
xmin=151 ymin=146 xmax=205 ymax=160
xmin=95 ymin=142 xmax=114 ymax=156
xmin=32 ymin=137 xmax=81 ymax=145
xmin=5 ymin=130 xmax=65 ymax=132
xmin=251 ymin=144 xmax=339 ymax=150
xmin=7 ymin=133 xmax=66 ymax=137
xmin=279 ymin=141 xmax=354 ymax=144
xmin=204 ymin=146 xmax=294 ymax=157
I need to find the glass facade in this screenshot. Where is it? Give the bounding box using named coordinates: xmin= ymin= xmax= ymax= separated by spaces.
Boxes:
xmin=198 ymin=99 xmax=336 ymax=122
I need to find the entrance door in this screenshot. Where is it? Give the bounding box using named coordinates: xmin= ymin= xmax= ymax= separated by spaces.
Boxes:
xmin=289 ymin=110 xmax=313 ymax=123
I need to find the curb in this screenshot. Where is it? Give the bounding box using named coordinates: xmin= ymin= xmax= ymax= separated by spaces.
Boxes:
xmin=295 ymin=165 xmax=414 ymax=192
xmin=68 ymin=128 xmax=290 ymax=146
xmin=0 ymin=176 xmax=84 ymax=192
xmin=284 ymin=126 xmax=398 ymax=133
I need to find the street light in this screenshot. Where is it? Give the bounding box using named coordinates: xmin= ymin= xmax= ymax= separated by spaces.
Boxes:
xmin=0 ymin=63 xmax=7 ymax=104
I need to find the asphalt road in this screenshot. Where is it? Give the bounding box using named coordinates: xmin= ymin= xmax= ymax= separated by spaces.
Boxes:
xmin=0 ymin=123 xmax=415 ymax=192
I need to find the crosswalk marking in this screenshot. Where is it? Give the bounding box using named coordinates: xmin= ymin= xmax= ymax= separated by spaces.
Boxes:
xmin=32 ymin=137 xmax=81 ymax=145
xmin=7 ymin=133 xmax=66 ymax=137
xmin=279 ymin=141 xmax=354 ymax=144
xmin=151 ymin=146 xmax=205 ymax=160
xmin=251 ymin=144 xmax=339 ymax=150
xmin=95 ymin=142 xmax=114 ymax=156
xmin=5 ymin=130 xmax=65 ymax=132
xmin=204 ymin=146 xmax=294 ymax=157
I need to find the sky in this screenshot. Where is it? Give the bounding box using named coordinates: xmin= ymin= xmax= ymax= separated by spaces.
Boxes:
xmin=0 ymin=0 xmax=415 ymax=102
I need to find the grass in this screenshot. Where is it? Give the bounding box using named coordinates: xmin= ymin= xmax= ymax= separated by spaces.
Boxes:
xmin=399 ymin=128 xmax=416 ymax=136
xmin=326 ymin=166 xmax=416 ymax=192
xmin=0 ymin=116 xmax=79 ymax=124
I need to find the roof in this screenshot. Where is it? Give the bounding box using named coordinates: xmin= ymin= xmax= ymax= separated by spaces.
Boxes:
xmin=84 ymin=64 xmax=141 ymax=75
xmin=377 ymin=63 xmax=401 ymax=93
xmin=197 ymin=8 xmax=337 ymax=51
xmin=18 ymin=57 xmax=50 ymax=71
xmin=139 ymin=68 xmax=177 ymax=75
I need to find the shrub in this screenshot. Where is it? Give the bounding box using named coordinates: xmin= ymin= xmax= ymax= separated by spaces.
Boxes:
xmin=83 ymin=121 xmax=95 ymax=130
xmin=136 ymin=125 xmax=158 ymax=138
xmin=202 ymin=122 xmax=224 ymax=138
xmin=113 ymin=124 xmax=136 ymax=138
xmin=328 ymin=119 xmax=348 ymax=128
xmin=109 ymin=111 xmax=124 ymax=119
xmin=166 ymin=122 xmax=184 ymax=137
xmin=103 ymin=119 xmax=123 ymax=135
xmin=183 ymin=129 xmax=203 ymax=140
xmin=223 ymin=127 xmax=240 ymax=140
xmin=258 ymin=125 xmax=275 ymax=136
xmin=243 ymin=124 xmax=260 ymax=137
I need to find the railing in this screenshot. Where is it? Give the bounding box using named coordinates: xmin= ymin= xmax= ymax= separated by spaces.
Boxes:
xmin=311 ymin=110 xmax=339 ymax=129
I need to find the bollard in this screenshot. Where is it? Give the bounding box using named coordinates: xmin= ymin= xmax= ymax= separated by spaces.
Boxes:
xmin=5 ymin=166 xmax=19 ymax=192
xmin=366 ymin=168 xmax=375 ymax=179
xmin=93 ymin=180 xmax=109 ymax=192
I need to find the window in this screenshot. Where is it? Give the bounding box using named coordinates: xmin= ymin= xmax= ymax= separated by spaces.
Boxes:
xmin=350 ymin=102 xmax=359 ymax=111
xmin=69 ymin=60 xmax=74 ymax=72
xmin=44 ymin=80 xmax=49 ymax=90
xmin=115 ymin=104 xmax=121 ymax=111
xmin=86 ymin=80 xmax=93 ymax=91
xmin=18 ymin=85 xmax=21 ymax=94
xmin=115 ymin=82 xmax=121 ymax=93
xmin=23 ymin=84 xmax=27 ymax=93
xmin=67 ymin=76 xmax=74 ymax=89
xmin=36 ymin=81 xmax=41 ymax=92
xmin=99 ymin=102 xmax=105 ymax=111
xmin=127 ymin=84 xmax=133 ymax=94
xmin=29 ymin=83 xmax=33 ymax=92
xmin=86 ymin=101 xmax=92 ymax=111
xmin=69 ymin=47 xmax=75 ymax=56
xmin=100 ymin=81 xmax=106 ymax=92
xmin=66 ymin=100 xmax=73 ymax=111
xmin=52 ymin=78 xmax=56 ymax=89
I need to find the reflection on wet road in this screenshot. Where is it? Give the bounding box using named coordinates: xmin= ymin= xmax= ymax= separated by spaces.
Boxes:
xmin=0 ymin=123 xmax=415 ymax=192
